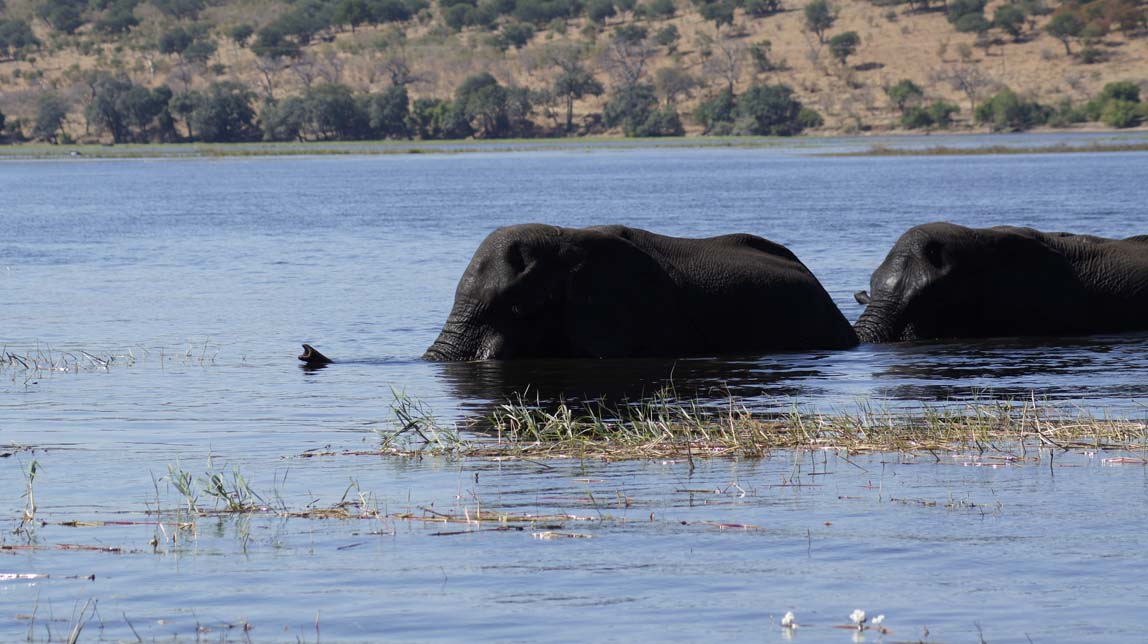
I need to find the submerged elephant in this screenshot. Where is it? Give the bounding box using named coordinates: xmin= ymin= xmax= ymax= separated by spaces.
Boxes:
xmin=854 ymin=222 xmax=1148 ymax=343
xmin=419 ymin=224 xmax=858 ymax=360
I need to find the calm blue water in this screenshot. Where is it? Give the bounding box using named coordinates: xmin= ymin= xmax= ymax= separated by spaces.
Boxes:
xmin=2 ymin=137 xmax=1148 ymax=642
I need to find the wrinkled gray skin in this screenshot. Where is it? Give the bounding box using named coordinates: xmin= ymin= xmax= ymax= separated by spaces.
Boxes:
xmin=423 ymin=224 xmax=858 ymax=360
xmin=854 ymin=222 xmax=1148 ymax=343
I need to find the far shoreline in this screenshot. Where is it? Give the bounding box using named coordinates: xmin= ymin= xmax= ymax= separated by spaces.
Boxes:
xmin=1 ymin=126 xmax=1146 ymax=160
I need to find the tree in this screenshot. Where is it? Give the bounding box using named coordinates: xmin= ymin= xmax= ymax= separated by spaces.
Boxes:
xmin=37 ymin=0 xmax=86 ymax=34
xmin=86 ymin=76 xmax=134 ymax=142
xmin=0 ymin=106 xmax=5 ymax=135
xmin=803 ymin=0 xmax=836 ymax=44
xmin=553 ymin=63 xmax=604 ymax=133
xmin=1100 ymin=99 xmax=1144 ymax=128
xmin=152 ymin=0 xmax=204 ymax=20
xmin=454 ymin=73 xmax=532 ymax=138
xmin=974 ymin=88 xmax=1050 ymax=132
xmin=334 ymin=0 xmax=372 ymax=31
xmin=1046 ymin=11 xmax=1084 ymax=55
xmin=653 ymin=25 xmax=679 ymax=54
xmin=654 ymin=66 xmax=697 ymax=106
xmin=92 ymin=0 xmax=139 ymax=35
xmin=946 ymin=0 xmax=986 ymax=27
xmin=367 ymin=84 xmax=411 ymax=138
xmin=603 ymin=82 xmax=657 ymax=134
xmin=693 ymin=87 xmax=736 ymax=134
xmin=410 ymin=97 xmax=473 ymax=139
xmin=303 ymin=84 xmax=369 ymax=140
xmin=587 ymin=0 xmax=616 ymax=24
xmin=500 ymin=21 xmax=535 ymax=49
xmin=993 ymin=4 xmax=1025 ymax=41
xmin=698 ymin=0 xmax=736 ymax=33
xmin=642 ymin=0 xmax=675 ymax=18
xmin=190 ymin=81 xmax=257 ymax=142
xmin=0 ymin=19 xmax=39 ymax=60
xmin=828 ymin=31 xmax=859 ymax=66
xmin=749 ymin=40 xmax=784 ymax=74
xmin=230 ymin=24 xmax=255 ymax=47
xmin=33 ymin=94 xmax=70 ymax=143
xmin=252 ymin=26 xmax=302 ymax=59
xmin=260 ymin=97 xmax=308 ymax=141
xmin=158 ymin=27 xmax=195 ymax=58
xmin=886 ymin=79 xmax=923 ymax=113
xmin=744 ymin=0 xmax=782 ymax=18
xmin=1098 ymin=81 xmax=1140 ymax=104
xmin=954 ymin=12 xmax=990 ymax=33
xmin=603 ymin=25 xmax=654 ymax=87
xmin=739 ymin=83 xmax=812 ymax=135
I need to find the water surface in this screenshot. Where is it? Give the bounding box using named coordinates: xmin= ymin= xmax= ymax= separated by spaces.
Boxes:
xmin=2 ymin=137 xmax=1148 ymax=642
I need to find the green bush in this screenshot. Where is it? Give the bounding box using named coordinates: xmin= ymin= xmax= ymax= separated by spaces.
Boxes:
xmin=828 ymin=30 xmax=859 ymax=65
xmin=974 ymin=88 xmax=1050 ymax=132
xmin=993 ymin=4 xmax=1025 ymax=40
xmin=190 ymin=81 xmax=258 ymax=142
xmin=0 ymin=19 xmax=40 ymax=60
xmin=901 ymin=106 xmax=933 ymax=129
xmin=927 ymin=100 xmax=959 ymax=127
xmin=693 ymin=87 xmax=736 ymax=133
xmin=260 ymin=97 xmax=308 ymax=141
xmin=33 ymin=93 xmax=70 ymax=142
xmin=885 ymin=79 xmax=923 ymax=113
xmin=739 ymin=83 xmax=811 ymax=136
xmin=641 ymin=0 xmax=675 ymax=18
xmin=1100 ymin=99 xmax=1142 ymax=128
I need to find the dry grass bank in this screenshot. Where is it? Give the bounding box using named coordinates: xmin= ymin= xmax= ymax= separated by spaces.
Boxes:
xmin=2 ymin=0 xmax=1147 ymax=138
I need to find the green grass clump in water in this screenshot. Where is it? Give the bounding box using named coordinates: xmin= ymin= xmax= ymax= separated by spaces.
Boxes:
xmin=363 ymin=390 xmax=1148 ymax=461
xmin=833 ymin=141 xmax=1148 ymax=157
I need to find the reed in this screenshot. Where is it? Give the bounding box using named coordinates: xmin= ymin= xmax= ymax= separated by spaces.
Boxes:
xmin=368 ymin=391 xmax=1148 ymax=461
xmin=836 ymin=141 xmax=1148 ymax=157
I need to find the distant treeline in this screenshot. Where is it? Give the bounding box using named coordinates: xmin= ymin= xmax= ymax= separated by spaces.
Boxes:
xmin=1 ymin=67 xmax=830 ymax=143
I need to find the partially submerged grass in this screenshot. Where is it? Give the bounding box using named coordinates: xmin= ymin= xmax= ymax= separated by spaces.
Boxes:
xmin=346 ymin=390 xmax=1148 ymax=462
xmin=833 ymin=141 xmax=1148 ymax=157
xmin=1 ymin=342 xmax=221 ymax=383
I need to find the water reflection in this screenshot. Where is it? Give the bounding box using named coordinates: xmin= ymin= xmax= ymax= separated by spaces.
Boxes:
xmin=424 ymin=331 xmax=1148 ymax=415
xmin=432 ymin=353 xmax=842 ymax=416
xmin=868 ymin=332 xmax=1148 ymax=404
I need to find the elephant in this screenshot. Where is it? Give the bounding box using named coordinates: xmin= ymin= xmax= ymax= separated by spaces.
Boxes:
xmin=419 ymin=223 xmax=858 ymax=361
xmin=854 ymin=222 xmax=1148 ymax=343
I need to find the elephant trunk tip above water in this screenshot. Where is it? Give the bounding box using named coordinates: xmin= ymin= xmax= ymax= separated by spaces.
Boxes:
xmin=299 ymin=343 xmax=333 ymax=367
xmin=423 ymin=223 xmax=858 ymax=361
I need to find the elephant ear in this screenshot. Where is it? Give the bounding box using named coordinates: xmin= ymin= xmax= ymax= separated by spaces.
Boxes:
xmin=561 ymin=232 xmax=678 ymax=358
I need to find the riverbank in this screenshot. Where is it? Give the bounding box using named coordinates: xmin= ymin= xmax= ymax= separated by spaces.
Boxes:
xmin=3 ymin=128 xmax=1148 ymax=159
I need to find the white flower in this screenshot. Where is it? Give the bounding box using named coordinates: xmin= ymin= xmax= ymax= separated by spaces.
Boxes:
xmin=781 ymin=611 xmax=797 ymax=628
xmin=871 ymin=615 xmax=885 ymax=626
xmin=850 ymin=609 xmax=867 ymax=626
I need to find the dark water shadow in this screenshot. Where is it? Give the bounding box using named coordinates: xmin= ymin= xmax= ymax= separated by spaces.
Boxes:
xmin=866 ymin=332 xmax=1148 ymax=405
xmin=432 ymin=352 xmax=844 ymax=417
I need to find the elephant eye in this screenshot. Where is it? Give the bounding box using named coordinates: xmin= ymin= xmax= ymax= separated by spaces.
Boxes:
xmin=510 ymin=304 xmax=527 ymax=318
xmin=923 ymin=241 xmax=944 ymax=268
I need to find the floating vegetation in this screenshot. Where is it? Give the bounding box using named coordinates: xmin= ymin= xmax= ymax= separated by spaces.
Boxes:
xmin=313 ymin=390 xmax=1148 ymax=462
xmin=1 ymin=342 xmax=223 ymax=382
xmin=834 ymin=141 xmax=1148 ymax=157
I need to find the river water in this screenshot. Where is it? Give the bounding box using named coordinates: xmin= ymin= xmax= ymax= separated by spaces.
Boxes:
xmin=2 ymin=135 xmax=1148 ymax=642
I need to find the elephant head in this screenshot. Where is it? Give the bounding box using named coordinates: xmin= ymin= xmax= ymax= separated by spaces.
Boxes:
xmin=423 ymin=224 xmax=679 ymax=360
xmin=854 ymin=222 xmax=1076 ymax=343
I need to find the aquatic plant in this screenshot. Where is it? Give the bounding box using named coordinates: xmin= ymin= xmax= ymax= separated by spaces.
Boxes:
xmin=16 ymin=459 xmax=40 ymax=533
xmin=376 ymin=388 xmax=466 ymax=452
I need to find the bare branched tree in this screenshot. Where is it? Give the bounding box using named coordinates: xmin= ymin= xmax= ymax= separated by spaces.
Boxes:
xmin=600 ymin=30 xmax=656 ymax=87
xmin=704 ymin=39 xmax=745 ymax=94
xmin=932 ymin=64 xmax=998 ymax=115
